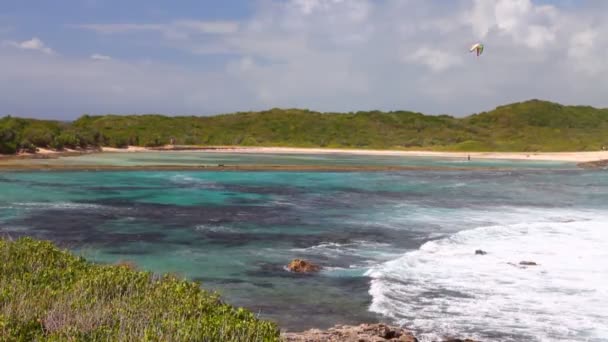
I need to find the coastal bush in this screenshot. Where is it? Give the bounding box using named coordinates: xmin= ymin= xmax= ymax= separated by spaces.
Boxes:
xmin=19 ymin=140 xmax=37 ymax=153
xmin=22 ymin=127 xmax=56 ymax=147
xmin=53 ymin=131 xmax=81 ymax=150
xmin=0 ymin=237 xmax=280 ymax=341
xmin=0 ymin=129 xmax=18 ymax=154
xmin=1 ymin=99 xmax=608 ymax=154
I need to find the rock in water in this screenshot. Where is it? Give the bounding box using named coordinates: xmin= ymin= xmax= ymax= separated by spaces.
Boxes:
xmin=519 ymin=261 xmax=538 ymax=266
xmin=475 ymin=250 xmax=487 ymax=255
xmin=286 ymin=259 xmax=321 ymax=273
xmin=281 ymin=323 xmax=418 ymax=342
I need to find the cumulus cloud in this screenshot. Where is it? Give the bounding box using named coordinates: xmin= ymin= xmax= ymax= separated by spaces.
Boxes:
xmin=5 ymin=37 xmax=54 ymax=54
xmin=466 ymin=0 xmax=559 ymax=49
xmin=90 ymin=53 xmax=112 ymax=61
xmin=76 ymin=20 xmax=240 ymax=40
xmin=174 ymin=20 xmax=239 ymax=34
xmin=405 ymin=47 xmax=463 ymax=72
xmin=2 ymin=0 xmax=608 ymax=119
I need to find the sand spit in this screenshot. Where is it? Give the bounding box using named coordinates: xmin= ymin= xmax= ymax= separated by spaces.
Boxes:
xmin=104 ymin=145 xmax=608 ymax=163
xmin=2 ymin=145 xmax=608 ymax=170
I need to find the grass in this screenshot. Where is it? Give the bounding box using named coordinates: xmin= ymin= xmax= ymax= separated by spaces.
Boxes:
xmin=0 ymin=237 xmax=280 ymax=341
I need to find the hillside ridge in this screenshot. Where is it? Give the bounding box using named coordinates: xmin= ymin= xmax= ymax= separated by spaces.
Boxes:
xmin=2 ymin=99 xmax=608 ymax=154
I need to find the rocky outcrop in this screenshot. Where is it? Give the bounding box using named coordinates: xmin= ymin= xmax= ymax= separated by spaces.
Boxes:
xmin=281 ymin=323 xmax=418 ymax=342
xmin=281 ymin=324 xmax=481 ymax=342
xmin=519 ymin=261 xmax=538 ymax=266
xmin=475 ymin=250 xmax=487 ymax=255
xmin=577 ymin=159 xmax=608 ymax=169
xmin=286 ymin=259 xmax=321 ymax=273
xmin=508 ymin=261 xmax=539 ymax=268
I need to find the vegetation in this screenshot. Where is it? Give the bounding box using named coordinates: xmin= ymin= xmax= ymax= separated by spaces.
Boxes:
xmin=0 ymin=237 xmax=280 ymax=341
xmin=2 ymin=99 xmax=608 ymax=154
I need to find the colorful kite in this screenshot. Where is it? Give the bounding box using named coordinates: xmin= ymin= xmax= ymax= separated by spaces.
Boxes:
xmin=470 ymin=43 xmax=484 ymax=57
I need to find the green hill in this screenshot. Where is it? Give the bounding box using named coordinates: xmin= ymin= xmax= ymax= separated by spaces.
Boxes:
xmin=2 ymin=99 xmax=608 ymax=154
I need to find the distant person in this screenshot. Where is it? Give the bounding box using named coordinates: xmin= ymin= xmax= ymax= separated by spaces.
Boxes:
xmin=467 ymin=154 xmax=471 ymax=161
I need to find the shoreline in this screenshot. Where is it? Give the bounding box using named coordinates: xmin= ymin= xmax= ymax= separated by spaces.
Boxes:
xmin=1 ymin=145 xmax=607 ymax=170
xmin=100 ymin=145 xmax=608 ymax=163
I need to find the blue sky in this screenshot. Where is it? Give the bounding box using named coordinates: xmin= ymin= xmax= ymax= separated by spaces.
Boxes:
xmin=1 ymin=0 xmax=607 ymax=119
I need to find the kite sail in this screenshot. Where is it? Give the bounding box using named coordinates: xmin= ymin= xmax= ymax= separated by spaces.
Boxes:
xmin=470 ymin=43 xmax=484 ymax=56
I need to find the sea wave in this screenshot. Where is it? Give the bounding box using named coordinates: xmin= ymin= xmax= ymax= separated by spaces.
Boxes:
xmin=12 ymin=202 xmax=106 ymax=210
xmin=365 ymin=209 xmax=608 ymax=342
xmin=194 ymin=224 xmax=237 ymax=233
xmin=169 ymin=174 xmax=221 ymax=189
xmin=290 ymin=240 xmax=402 ymax=263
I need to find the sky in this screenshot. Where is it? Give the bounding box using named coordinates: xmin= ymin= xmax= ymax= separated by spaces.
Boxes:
xmin=1 ymin=0 xmax=607 ymax=119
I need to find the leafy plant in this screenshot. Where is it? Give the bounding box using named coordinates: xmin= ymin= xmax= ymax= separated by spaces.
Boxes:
xmin=0 ymin=237 xmax=280 ymax=341
xmin=2 ymin=99 xmax=608 ymax=154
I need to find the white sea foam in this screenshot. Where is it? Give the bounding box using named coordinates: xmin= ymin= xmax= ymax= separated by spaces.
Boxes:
xmin=13 ymin=202 xmax=105 ymax=210
xmin=290 ymin=240 xmax=402 ymax=263
xmin=194 ymin=224 xmax=237 ymax=233
xmin=169 ymin=174 xmax=221 ymax=189
xmin=366 ymin=209 xmax=608 ymax=342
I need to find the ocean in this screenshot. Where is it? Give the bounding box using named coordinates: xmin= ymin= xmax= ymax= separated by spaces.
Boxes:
xmin=0 ymin=152 xmax=606 ymax=341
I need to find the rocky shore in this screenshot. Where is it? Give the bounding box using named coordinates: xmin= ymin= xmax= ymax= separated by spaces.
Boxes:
xmin=577 ymin=159 xmax=608 ymax=169
xmin=280 ymin=323 xmax=479 ymax=342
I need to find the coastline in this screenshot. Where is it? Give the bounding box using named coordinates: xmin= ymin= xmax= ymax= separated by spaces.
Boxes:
xmin=100 ymin=145 xmax=608 ymax=163
xmin=4 ymin=144 xmax=608 ymax=162
xmin=1 ymin=145 xmax=607 ymax=171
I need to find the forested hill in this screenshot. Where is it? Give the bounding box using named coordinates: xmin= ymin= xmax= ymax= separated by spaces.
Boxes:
xmin=2 ymin=99 xmax=608 ymax=154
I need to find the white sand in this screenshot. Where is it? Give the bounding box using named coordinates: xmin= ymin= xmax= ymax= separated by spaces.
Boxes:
xmin=13 ymin=147 xmax=81 ymax=156
xmin=93 ymin=145 xmax=608 ymax=162
xmin=101 ymin=146 xmax=150 ymax=152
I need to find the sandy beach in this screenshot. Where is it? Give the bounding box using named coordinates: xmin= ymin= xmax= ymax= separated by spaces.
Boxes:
xmin=96 ymin=145 xmax=608 ymax=163
xmin=2 ymin=146 xmax=607 ymax=168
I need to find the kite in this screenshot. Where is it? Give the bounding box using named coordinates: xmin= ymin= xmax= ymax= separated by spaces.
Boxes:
xmin=469 ymin=43 xmax=484 ymax=57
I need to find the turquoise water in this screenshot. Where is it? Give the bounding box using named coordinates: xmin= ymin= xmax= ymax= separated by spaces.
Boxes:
xmin=0 ymin=153 xmax=607 ymax=341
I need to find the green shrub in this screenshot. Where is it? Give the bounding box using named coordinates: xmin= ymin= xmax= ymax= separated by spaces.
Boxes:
xmin=19 ymin=140 xmax=37 ymax=153
xmin=2 ymin=99 xmax=608 ymax=154
xmin=0 ymin=237 xmax=280 ymax=341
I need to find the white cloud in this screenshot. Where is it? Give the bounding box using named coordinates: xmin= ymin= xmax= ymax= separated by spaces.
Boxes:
xmin=5 ymin=37 xmax=54 ymax=54
xmin=2 ymin=0 xmax=608 ymax=119
xmin=90 ymin=54 xmax=112 ymax=61
xmin=76 ymin=23 xmax=163 ymax=34
xmin=567 ymin=28 xmax=606 ymax=74
xmin=569 ymin=29 xmax=596 ymax=59
xmin=75 ymin=20 xmax=240 ymax=40
xmin=467 ymin=0 xmax=559 ymax=48
xmin=174 ymin=20 xmax=239 ymax=34
xmin=524 ymin=25 xmax=555 ymax=49
xmin=405 ymin=47 xmax=463 ymax=72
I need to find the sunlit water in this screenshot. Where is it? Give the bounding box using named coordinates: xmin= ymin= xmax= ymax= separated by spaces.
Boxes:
xmin=0 ymin=152 xmax=606 ymax=341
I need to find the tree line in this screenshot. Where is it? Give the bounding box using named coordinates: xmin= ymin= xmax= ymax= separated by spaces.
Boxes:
xmin=2 ymin=99 xmax=608 ymax=154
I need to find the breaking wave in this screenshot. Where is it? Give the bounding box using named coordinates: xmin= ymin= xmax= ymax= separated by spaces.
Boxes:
xmin=366 ymin=209 xmax=608 ymax=341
